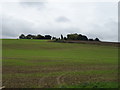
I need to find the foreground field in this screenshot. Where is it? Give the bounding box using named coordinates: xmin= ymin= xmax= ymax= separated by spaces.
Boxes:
xmin=2 ymin=39 xmax=118 ymax=88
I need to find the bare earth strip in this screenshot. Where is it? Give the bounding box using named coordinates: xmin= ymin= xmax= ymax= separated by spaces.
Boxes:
xmin=53 ymin=40 xmax=120 ymax=47
xmin=56 ymin=74 xmax=65 ymax=85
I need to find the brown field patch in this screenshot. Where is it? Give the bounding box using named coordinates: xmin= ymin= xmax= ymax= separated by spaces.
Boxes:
xmin=2 ymin=64 xmax=117 ymax=74
xmin=54 ymin=40 xmax=120 ymax=47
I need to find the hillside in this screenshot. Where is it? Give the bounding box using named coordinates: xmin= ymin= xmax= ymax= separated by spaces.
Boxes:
xmin=2 ymin=39 xmax=118 ymax=88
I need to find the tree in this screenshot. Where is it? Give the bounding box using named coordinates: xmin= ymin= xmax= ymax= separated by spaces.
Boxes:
xmin=61 ymin=34 xmax=64 ymax=40
xmin=82 ymin=35 xmax=88 ymax=41
xmin=95 ymin=38 xmax=100 ymax=41
xmin=67 ymin=33 xmax=78 ymax=40
xmin=32 ymin=35 xmax=37 ymax=39
xmin=52 ymin=37 xmax=56 ymax=40
xmin=77 ymin=34 xmax=88 ymax=41
xmin=19 ymin=34 xmax=26 ymax=39
xmin=64 ymin=37 xmax=67 ymax=40
xmin=44 ymin=35 xmax=51 ymax=39
xmin=36 ymin=34 xmax=44 ymax=39
xmin=89 ymin=39 xmax=94 ymax=41
xmin=26 ymin=34 xmax=33 ymax=39
xmin=55 ymin=38 xmax=59 ymax=41
xmin=67 ymin=33 xmax=88 ymax=41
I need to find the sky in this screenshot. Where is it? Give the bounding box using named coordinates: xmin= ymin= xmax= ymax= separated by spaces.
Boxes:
xmin=0 ymin=0 xmax=119 ymax=42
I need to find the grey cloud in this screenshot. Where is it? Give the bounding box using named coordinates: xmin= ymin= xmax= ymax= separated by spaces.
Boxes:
xmin=41 ymin=27 xmax=81 ymax=38
xmin=2 ymin=15 xmax=80 ymax=39
xmin=21 ymin=2 xmax=44 ymax=6
xmin=55 ymin=16 xmax=70 ymax=23
xmin=20 ymin=2 xmax=47 ymax=9
xmin=85 ymin=20 xmax=118 ymax=42
xmin=2 ymin=16 xmax=34 ymax=38
xmin=1 ymin=2 xmax=118 ymax=42
xmin=2 ymin=15 xmax=118 ymax=42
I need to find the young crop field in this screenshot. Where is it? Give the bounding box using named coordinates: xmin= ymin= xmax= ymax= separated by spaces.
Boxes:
xmin=2 ymin=39 xmax=118 ymax=88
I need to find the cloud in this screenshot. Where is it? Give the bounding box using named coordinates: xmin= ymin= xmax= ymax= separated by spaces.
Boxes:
xmin=85 ymin=20 xmax=118 ymax=42
xmin=20 ymin=2 xmax=47 ymax=10
xmin=1 ymin=1 xmax=118 ymax=42
xmin=20 ymin=2 xmax=44 ymax=6
xmin=2 ymin=15 xmax=34 ymax=38
xmin=55 ymin=16 xmax=70 ymax=23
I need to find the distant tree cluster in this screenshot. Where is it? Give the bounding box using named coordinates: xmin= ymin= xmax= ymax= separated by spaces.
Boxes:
xmin=67 ymin=33 xmax=100 ymax=41
xmin=19 ymin=34 xmax=52 ymax=39
xmin=19 ymin=33 xmax=100 ymax=41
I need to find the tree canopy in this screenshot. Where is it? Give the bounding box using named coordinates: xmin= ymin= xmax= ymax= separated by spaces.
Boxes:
xmin=19 ymin=33 xmax=100 ymax=42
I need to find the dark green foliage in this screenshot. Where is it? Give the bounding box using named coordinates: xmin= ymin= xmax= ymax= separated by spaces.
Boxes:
xmin=19 ymin=34 xmax=26 ymax=39
xmin=67 ymin=33 xmax=78 ymax=40
xmin=19 ymin=33 xmax=100 ymax=41
xmin=36 ymin=34 xmax=45 ymax=39
xmin=77 ymin=34 xmax=88 ymax=41
xmin=89 ymin=39 xmax=94 ymax=41
xmin=95 ymin=38 xmax=100 ymax=41
xmin=32 ymin=35 xmax=37 ymax=39
xmin=26 ymin=34 xmax=33 ymax=39
xmin=55 ymin=38 xmax=59 ymax=41
xmin=67 ymin=33 xmax=88 ymax=41
xmin=64 ymin=37 xmax=67 ymax=40
xmin=52 ymin=37 xmax=56 ymax=40
xmin=45 ymin=35 xmax=52 ymax=39
xmin=61 ymin=34 xmax=64 ymax=40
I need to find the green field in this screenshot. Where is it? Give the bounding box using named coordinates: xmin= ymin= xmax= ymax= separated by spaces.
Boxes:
xmin=2 ymin=39 xmax=118 ymax=88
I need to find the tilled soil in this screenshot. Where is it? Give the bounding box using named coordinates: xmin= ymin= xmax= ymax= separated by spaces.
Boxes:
xmin=2 ymin=64 xmax=118 ymax=88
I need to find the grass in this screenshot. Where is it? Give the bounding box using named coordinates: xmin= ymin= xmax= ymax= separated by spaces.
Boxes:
xmin=2 ymin=39 xmax=118 ymax=88
xmin=58 ymin=82 xmax=118 ymax=88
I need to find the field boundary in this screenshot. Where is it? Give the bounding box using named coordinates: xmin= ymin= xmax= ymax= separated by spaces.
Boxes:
xmin=52 ymin=40 xmax=120 ymax=47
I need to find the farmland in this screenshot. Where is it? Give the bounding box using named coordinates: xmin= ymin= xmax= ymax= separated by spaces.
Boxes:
xmin=2 ymin=39 xmax=118 ymax=88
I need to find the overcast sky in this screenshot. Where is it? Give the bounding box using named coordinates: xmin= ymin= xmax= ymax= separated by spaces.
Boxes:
xmin=1 ymin=0 xmax=119 ymax=42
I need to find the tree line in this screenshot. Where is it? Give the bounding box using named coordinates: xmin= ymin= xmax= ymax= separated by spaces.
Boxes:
xmin=19 ymin=34 xmax=52 ymax=39
xmin=19 ymin=33 xmax=100 ymax=41
xmin=66 ymin=33 xmax=100 ymax=41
